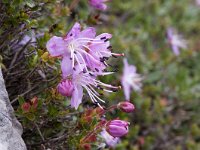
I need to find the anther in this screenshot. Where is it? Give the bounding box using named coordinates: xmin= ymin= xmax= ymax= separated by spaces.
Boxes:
xmin=107 ymin=45 xmax=112 ymax=49
xmin=95 ymin=68 xmax=99 ymax=72
xmin=97 ymin=85 xmax=103 ymax=90
xmin=103 ymin=57 xmax=109 ymax=60
xmin=104 ymin=39 xmax=109 ymax=42
xmin=100 ymin=57 xmax=105 ymax=62
xmin=112 ymin=55 xmax=118 ymax=58
xmin=83 ymin=69 xmax=87 ymax=73
xmin=112 ymin=89 xmax=118 ymax=92
xmin=89 ymin=73 xmax=94 ymax=76
xmin=100 ymin=37 xmax=106 ymax=40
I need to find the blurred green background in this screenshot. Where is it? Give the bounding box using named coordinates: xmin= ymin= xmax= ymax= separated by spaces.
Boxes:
xmin=1 ymin=0 xmax=200 ymax=149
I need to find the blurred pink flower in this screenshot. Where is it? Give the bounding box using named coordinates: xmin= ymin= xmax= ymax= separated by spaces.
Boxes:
xmin=121 ymin=58 xmax=142 ymax=101
xmin=196 ymin=0 xmax=200 ymax=6
xmin=167 ymin=27 xmax=187 ymax=56
xmin=89 ymin=0 xmax=110 ymax=10
xmin=100 ymin=129 xmax=120 ymax=147
xmin=117 ymin=101 xmax=135 ymax=113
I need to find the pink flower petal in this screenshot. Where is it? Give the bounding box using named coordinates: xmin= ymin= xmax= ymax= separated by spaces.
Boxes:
xmin=66 ymin=22 xmax=81 ymax=38
xmin=71 ymin=85 xmax=83 ymax=109
xmin=46 ymin=36 xmax=67 ymax=57
xmin=121 ymin=80 xmax=131 ymax=100
xmin=61 ymin=56 xmax=73 ymax=77
xmin=78 ymin=27 xmax=96 ymax=39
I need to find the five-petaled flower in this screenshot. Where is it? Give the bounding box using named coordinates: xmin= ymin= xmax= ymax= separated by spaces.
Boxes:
xmin=59 ymin=64 xmax=120 ymax=109
xmin=47 ymin=22 xmax=122 ymax=109
xmin=167 ymin=27 xmax=187 ymax=56
xmin=47 ymin=22 xmax=121 ymax=76
xmin=121 ymin=58 xmax=142 ymax=101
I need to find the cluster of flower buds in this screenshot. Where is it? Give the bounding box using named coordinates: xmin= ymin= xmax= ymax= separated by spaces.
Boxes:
xmin=21 ymin=97 xmax=38 ymax=113
xmin=46 ymin=5 xmax=143 ymax=147
xmin=46 ymin=22 xmax=124 ymax=109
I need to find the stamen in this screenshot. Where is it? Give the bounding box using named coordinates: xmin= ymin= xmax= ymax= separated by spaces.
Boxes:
xmin=103 ymin=57 xmax=109 ymax=60
xmin=103 ymin=89 xmax=114 ymax=93
xmin=95 ymin=68 xmax=99 ymax=72
xmin=95 ymin=80 xmax=120 ymax=89
xmin=89 ymin=73 xmax=94 ymax=76
xmin=100 ymin=37 xmax=106 ymax=40
xmin=104 ymin=39 xmax=109 ymax=42
xmin=107 ymin=45 xmax=112 ymax=49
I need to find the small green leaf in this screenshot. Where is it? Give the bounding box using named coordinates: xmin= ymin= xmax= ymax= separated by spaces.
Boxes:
xmin=26 ymin=0 xmax=35 ymax=8
xmin=25 ymin=113 xmax=35 ymax=121
xmin=18 ymin=96 xmax=25 ymax=105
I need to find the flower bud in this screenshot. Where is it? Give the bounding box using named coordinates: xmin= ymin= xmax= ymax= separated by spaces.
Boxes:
xmin=80 ymin=143 xmax=91 ymax=150
xmin=117 ymin=101 xmax=135 ymax=113
xmin=57 ymin=80 xmax=74 ymax=97
xmin=106 ymin=120 xmax=129 ymax=137
xmin=21 ymin=102 xmax=31 ymax=113
xmin=30 ymin=96 xmax=38 ymax=109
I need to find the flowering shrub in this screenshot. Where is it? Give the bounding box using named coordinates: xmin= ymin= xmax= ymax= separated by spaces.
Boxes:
xmin=46 ymin=20 xmax=135 ymax=148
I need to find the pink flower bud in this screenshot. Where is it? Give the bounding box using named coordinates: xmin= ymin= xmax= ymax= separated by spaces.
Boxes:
xmin=30 ymin=96 xmax=38 ymax=109
xmin=117 ymin=101 xmax=135 ymax=113
xmin=106 ymin=120 xmax=129 ymax=137
xmin=57 ymin=80 xmax=74 ymax=97
xmin=21 ymin=102 xmax=31 ymax=113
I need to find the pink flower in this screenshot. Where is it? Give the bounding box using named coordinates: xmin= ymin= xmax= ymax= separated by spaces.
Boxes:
xmin=106 ymin=120 xmax=129 ymax=137
xmin=196 ymin=0 xmax=200 ymax=6
xmin=121 ymin=58 xmax=142 ymax=100
xmin=47 ymin=23 xmax=123 ymax=109
xmin=167 ymin=27 xmax=187 ymax=56
xmin=100 ymin=129 xmax=120 ymax=147
xmin=117 ymin=101 xmax=135 ymax=113
xmin=57 ymin=80 xmax=74 ymax=97
xmin=89 ymin=0 xmax=110 ymax=10
xmin=46 ymin=22 xmax=116 ymax=75
xmin=67 ymin=64 xmax=120 ymax=109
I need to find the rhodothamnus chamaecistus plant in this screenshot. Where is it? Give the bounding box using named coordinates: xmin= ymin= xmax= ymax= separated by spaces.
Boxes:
xmin=45 ymin=20 xmax=143 ymax=148
xmin=47 ymin=22 xmax=123 ymax=109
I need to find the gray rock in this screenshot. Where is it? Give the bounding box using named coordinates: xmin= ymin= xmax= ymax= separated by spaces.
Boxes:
xmin=0 ymin=68 xmax=26 ymax=150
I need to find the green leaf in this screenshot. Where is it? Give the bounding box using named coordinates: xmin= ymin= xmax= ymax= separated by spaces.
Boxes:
xmin=25 ymin=0 xmax=35 ymax=8
xmin=18 ymin=96 xmax=25 ymax=105
xmin=25 ymin=113 xmax=35 ymax=121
